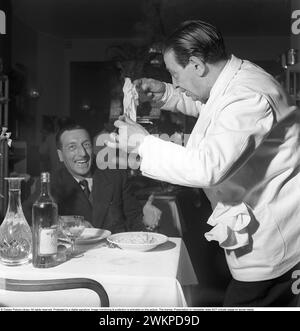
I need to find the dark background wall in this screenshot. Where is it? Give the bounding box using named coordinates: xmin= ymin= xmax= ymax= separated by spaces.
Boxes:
xmin=70 ymin=62 xmax=115 ymax=137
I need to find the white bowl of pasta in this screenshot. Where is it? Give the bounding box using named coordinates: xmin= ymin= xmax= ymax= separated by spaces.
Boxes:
xmin=107 ymin=232 xmax=168 ymax=252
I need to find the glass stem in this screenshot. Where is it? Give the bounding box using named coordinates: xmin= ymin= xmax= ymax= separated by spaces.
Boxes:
xmin=71 ymin=239 xmax=76 ymax=254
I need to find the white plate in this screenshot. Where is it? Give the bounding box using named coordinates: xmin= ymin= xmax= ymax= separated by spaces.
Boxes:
xmin=107 ymin=232 xmax=168 ymax=252
xmin=76 ymin=228 xmax=111 ymax=245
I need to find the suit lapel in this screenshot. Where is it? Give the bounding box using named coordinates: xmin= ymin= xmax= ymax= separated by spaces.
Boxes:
xmin=91 ymin=170 xmax=114 ymax=227
xmin=58 ymin=167 xmax=115 ymax=227
xmin=59 ymin=167 xmax=92 ymax=213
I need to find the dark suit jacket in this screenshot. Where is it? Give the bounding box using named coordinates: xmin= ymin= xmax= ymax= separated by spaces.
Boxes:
xmin=23 ymin=167 xmax=145 ymax=234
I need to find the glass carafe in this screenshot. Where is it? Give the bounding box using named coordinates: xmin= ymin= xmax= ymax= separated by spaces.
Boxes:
xmin=0 ymin=177 xmax=32 ymax=265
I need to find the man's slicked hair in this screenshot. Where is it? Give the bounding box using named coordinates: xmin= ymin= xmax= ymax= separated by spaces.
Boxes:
xmin=163 ymin=20 xmax=227 ymax=67
xmin=55 ymin=123 xmax=90 ymax=150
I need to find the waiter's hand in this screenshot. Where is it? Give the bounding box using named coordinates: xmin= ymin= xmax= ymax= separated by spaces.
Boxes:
xmin=143 ymin=194 xmax=162 ymax=231
xmin=105 ymin=115 xmax=150 ymax=153
xmin=134 ymin=78 xmax=166 ymax=103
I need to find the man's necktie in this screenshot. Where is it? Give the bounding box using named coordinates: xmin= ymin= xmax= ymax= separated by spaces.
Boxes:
xmin=80 ymin=179 xmax=92 ymax=205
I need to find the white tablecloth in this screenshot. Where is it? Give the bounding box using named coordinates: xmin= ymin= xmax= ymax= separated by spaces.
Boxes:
xmin=0 ymin=238 xmax=198 ymax=308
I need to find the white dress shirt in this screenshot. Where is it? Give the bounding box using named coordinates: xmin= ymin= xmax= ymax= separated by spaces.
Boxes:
xmin=138 ymin=55 xmax=300 ymax=282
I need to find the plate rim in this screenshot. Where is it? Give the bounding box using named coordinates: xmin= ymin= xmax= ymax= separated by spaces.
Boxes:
xmin=76 ymin=228 xmax=111 ymax=244
xmin=107 ymin=231 xmax=168 ymax=247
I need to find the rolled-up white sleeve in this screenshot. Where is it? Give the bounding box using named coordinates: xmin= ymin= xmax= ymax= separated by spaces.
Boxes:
xmin=139 ymin=91 xmax=274 ymax=188
xmin=160 ymin=83 xmax=202 ymax=117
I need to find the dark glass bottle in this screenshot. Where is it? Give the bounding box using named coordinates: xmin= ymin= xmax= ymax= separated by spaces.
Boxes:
xmin=32 ymin=172 xmax=58 ymax=268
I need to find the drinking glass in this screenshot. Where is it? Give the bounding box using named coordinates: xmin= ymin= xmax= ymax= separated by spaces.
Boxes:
xmin=59 ymin=216 xmax=85 ymax=256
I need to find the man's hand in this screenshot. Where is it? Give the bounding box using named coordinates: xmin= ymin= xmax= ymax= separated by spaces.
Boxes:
xmin=134 ymin=78 xmax=166 ymax=104
xmin=105 ymin=115 xmax=149 ymax=153
xmin=142 ymin=194 xmax=162 ymax=231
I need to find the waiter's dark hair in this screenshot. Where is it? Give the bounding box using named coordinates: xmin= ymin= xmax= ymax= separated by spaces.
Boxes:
xmin=56 ymin=123 xmax=90 ymax=150
xmin=163 ymin=20 xmax=227 ymax=67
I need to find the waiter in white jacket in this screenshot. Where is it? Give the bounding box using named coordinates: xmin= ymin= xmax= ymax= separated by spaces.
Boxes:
xmin=107 ymin=20 xmax=300 ymax=307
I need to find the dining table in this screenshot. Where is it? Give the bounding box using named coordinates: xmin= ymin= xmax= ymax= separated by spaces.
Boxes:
xmin=0 ymin=236 xmax=198 ymax=308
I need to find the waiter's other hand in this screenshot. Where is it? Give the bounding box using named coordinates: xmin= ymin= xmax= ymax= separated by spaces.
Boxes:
xmin=143 ymin=194 xmax=162 ymax=231
xmin=105 ymin=115 xmax=150 ymax=153
xmin=134 ymin=78 xmax=166 ymax=103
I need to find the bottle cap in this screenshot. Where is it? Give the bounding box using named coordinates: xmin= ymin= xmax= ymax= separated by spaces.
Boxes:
xmin=41 ymin=172 xmax=50 ymax=182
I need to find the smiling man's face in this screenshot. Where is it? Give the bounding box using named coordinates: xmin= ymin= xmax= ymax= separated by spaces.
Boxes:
xmin=57 ymin=129 xmax=92 ymax=179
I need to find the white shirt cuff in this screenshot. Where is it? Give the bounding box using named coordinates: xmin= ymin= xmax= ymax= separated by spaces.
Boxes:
xmin=138 ymin=135 xmax=153 ymax=158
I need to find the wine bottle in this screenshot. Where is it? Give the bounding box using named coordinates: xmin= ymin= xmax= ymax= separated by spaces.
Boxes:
xmin=32 ymin=172 xmax=58 ymax=268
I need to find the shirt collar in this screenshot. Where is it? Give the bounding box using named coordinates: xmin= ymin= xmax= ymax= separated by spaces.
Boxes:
xmin=74 ymin=176 xmax=93 ymax=191
xmin=209 ymin=54 xmax=243 ymax=101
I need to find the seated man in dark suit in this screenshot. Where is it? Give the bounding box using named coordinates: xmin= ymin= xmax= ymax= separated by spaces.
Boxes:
xmin=23 ymin=123 xmax=161 ymax=233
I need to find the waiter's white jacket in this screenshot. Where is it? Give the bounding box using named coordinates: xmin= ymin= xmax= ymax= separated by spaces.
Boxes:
xmin=139 ymin=55 xmax=300 ymax=281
